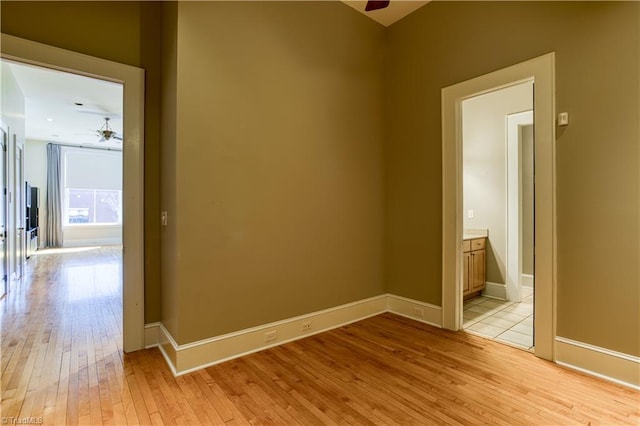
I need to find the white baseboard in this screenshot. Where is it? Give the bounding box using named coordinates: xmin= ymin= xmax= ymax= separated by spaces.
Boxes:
xmin=555 ymin=336 xmax=640 ymax=389
xmin=386 ymin=294 xmax=442 ymax=328
xmin=482 ymin=281 xmax=507 ymax=300
xmin=521 ymin=274 xmax=533 ymax=287
xmin=144 ymin=322 xmax=160 ymax=349
xmin=63 ymin=238 xmax=122 ymax=247
xmin=148 ymin=297 xmax=640 ymax=391
xmin=160 ymin=295 xmax=388 ymax=375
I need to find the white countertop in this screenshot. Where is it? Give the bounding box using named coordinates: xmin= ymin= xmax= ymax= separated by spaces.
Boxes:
xmin=463 ymin=228 xmax=488 ymax=241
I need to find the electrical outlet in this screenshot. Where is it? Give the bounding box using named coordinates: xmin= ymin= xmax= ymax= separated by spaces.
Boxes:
xmin=413 ymin=307 xmax=424 ymax=318
xmin=301 ymin=321 xmax=312 ymax=332
xmin=264 ymin=330 xmax=277 ymax=342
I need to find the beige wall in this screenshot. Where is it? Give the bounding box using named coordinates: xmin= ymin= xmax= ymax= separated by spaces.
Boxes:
xmin=1 ymin=1 xmax=163 ymax=323
xmin=462 ymin=82 xmax=532 ymax=285
xmin=165 ymin=1 xmax=386 ymax=344
xmin=2 ymin=1 xmax=639 ymax=358
xmin=159 ymin=1 xmax=180 ymax=339
xmin=386 ymin=1 xmax=639 ymax=356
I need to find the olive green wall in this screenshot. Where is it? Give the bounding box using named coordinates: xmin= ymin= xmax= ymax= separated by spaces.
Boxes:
xmin=167 ymin=1 xmax=386 ymax=344
xmin=2 ymin=1 xmax=638 ymax=357
xmin=1 ymin=1 xmax=163 ymax=323
xmin=386 ymin=1 xmax=639 ymax=355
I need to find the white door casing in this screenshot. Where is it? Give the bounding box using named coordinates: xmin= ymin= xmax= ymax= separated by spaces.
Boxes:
xmin=442 ymin=53 xmax=556 ymax=360
xmin=0 ymin=34 xmax=145 ymax=352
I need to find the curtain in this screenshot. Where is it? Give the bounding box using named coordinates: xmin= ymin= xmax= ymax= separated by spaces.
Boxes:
xmin=46 ymin=143 xmax=62 ymax=247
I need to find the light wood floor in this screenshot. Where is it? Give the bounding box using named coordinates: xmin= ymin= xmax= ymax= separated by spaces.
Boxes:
xmin=2 ymin=247 xmax=639 ymax=425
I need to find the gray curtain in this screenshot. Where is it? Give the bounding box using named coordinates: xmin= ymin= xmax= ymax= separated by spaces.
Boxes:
xmin=46 ymin=143 xmax=63 ymax=247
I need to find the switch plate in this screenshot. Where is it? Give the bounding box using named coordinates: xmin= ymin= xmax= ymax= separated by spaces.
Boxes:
xmin=467 ymin=209 xmax=474 ymax=219
xmin=161 ymin=211 xmax=168 ymax=226
xmin=558 ymin=112 xmax=569 ymax=126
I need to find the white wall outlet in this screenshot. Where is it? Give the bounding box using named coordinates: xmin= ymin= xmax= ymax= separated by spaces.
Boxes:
xmin=161 ymin=211 xmax=168 ymax=226
xmin=413 ymin=307 xmax=425 ymax=318
xmin=557 ymin=112 xmax=569 ymax=126
xmin=264 ymin=330 xmax=277 ymax=342
xmin=301 ymin=321 xmax=312 ymax=332
xmin=467 ymin=209 xmax=474 ymax=219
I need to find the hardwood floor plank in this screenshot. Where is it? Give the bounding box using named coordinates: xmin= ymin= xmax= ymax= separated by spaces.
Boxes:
xmin=2 ymin=247 xmax=638 ymax=425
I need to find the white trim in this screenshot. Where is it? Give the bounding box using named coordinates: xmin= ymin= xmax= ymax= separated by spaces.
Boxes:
xmin=386 ymin=294 xmax=442 ymax=328
xmin=521 ymin=274 xmax=534 ymax=287
xmin=482 ymin=281 xmax=507 ymax=300
xmin=1 ymin=34 xmax=145 ymax=352
xmin=157 ymin=324 xmax=179 ymax=377
xmin=506 ymin=110 xmax=533 ymax=304
xmin=154 ymin=293 xmax=447 ymax=376
xmin=144 ymin=322 xmax=160 ymax=349
xmin=164 ymin=295 xmax=388 ymax=375
xmin=555 ymin=337 xmax=640 ymax=389
xmin=63 ymin=238 xmax=122 ymax=248
xmin=441 ymin=53 xmax=556 ymax=361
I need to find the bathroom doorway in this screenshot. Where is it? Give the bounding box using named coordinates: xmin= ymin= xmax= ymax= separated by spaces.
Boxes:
xmin=459 ymin=83 xmax=534 ymax=350
xmin=441 ymin=53 xmax=556 ymax=361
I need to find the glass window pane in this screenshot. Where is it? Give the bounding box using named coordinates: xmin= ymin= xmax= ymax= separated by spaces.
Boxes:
xmin=95 ymin=190 xmax=121 ymax=224
xmin=68 ymin=189 xmax=93 ymax=224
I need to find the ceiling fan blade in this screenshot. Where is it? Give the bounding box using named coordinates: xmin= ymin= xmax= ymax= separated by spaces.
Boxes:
xmin=113 ymin=136 xmax=123 ymax=141
xmin=365 ymin=0 xmax=390 ymax=11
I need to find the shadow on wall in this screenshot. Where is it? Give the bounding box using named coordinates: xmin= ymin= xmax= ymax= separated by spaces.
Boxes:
xmin=485 ymin=239 xmax=504 ymax=284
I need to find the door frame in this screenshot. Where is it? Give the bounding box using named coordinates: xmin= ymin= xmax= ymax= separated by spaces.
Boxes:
xmin=0 ymin=34 xmax=146 ymax=352
xmin=506 ymin=109 xmax=534 ymax=303
xmin=0 ymin=119 xmax=8 ymax=297
xmin=441 ymin=53 xmax=556 ymax=360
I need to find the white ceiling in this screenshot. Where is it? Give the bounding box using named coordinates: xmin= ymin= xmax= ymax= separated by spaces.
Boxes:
xmin=341 ymin=0 xmax=430 ymax=27
xmin=5 ymin=60 xmax=123 ymax=150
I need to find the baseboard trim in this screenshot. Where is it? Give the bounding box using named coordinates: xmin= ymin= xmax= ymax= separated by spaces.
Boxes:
xmin=521 ymin=274 xmax=533 ymax=287
xmin=555 ymin=336 xmax=640 ymax=389
xmin=482 ymin=281 xmax=507 ymax=300
xmin=63 ymin=238 xmax=122 ymax=247
xmin=160 ymin=295 xmax=388 ymax=375
xmin=144 ymin=322 xmax=160 ymax=349
xmin=386 ymin=294 xmax=442 ymax=328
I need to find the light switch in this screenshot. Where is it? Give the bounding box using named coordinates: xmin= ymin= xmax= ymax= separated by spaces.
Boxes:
xmin=558 ymin=112 xmax=569 ymax=126
xmin=161 ymin=211 xmax=168 ymax=227
xmin=467 ymin=209 xmax=474 ymax=219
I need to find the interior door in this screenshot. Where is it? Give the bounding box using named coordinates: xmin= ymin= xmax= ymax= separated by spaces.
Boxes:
xmin=0 ymin=121 xmax=8 ymax=296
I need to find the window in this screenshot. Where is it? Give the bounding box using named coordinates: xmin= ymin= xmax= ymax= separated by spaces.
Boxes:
xmin=63 ymin=147 xmax=123 ymax=227
xmin=66 ymin=188 xmax=122 ymax=225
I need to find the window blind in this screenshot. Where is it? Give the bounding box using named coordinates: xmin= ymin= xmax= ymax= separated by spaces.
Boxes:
xmin=64 ymin=148 xmax=122 ymax=190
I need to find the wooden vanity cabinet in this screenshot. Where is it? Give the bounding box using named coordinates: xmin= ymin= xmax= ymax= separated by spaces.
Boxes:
xmin=463 ymin=237 xmax=486 ymax=298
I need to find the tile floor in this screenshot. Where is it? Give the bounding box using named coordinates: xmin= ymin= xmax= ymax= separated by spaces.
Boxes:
xmin=463 ymin=287 xmax=534 ymax=351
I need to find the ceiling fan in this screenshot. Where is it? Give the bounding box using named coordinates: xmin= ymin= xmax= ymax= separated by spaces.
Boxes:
xmin=365 ymin=0 xmax=390 ymax=11
xmin=96 ymin=117 xmax=122 ymax=142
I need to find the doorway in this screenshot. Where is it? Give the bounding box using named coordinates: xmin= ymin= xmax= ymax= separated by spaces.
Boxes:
xmin=441 ymin=53 xmax=556 ymax=361
xmin=1 ymin=34 xmax=145 ymax=352
xmin=458 ymin=83 xmax=534 ymax=350
xmin=0 ymin=120 xmax=7 ymax=297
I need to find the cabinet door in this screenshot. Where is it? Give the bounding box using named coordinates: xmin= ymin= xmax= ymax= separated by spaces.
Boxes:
xmin=471 ymin=249 xmax=486 ymax=292
xmin=463 ymin=252 xmax=471 ymax=295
